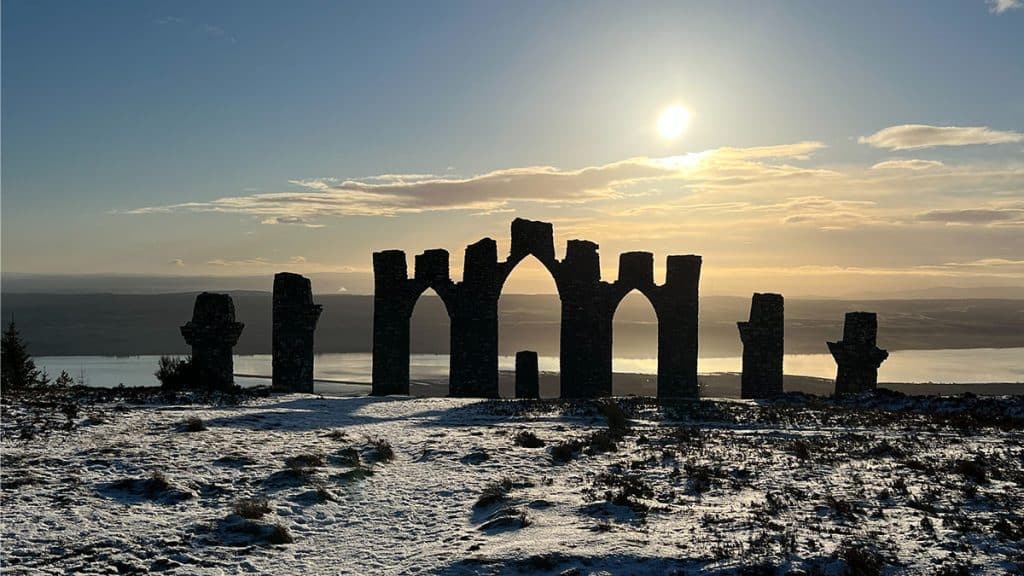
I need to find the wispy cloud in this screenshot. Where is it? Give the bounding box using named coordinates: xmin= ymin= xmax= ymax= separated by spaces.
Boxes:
xmin=207 ymin=257 xmax=270 ymax=267
xmin=915 ymin=207 xmax=1024 ymax=224
xmin=860 ymin=124 xmax=1023 ymax=150
xmin=260 ymin=216 xmax=325 ymax=228
xmin=169 ymin=258 xmax=185 ymax=267
xmin=988 ymin=0 xmax=1022 ymax=14
xmin=126 ymin=142 xmax=827 ymax=219
xmin=870 ymin=159 xmax=945 ymax=171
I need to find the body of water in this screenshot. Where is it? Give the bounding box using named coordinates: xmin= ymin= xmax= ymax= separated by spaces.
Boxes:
xmin=34 ymin=348 xmax=1023 ymax=392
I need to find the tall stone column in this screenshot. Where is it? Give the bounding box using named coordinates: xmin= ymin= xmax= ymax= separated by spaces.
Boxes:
xmin=828 ymin=312 xmax=888 ymax=395
xmin=372 ymin=250 xmax=413 ymax=396
xmin=180 ymin=292 xmax=245 ymax=391
xmin=559 ymin=240 xmax=611 ymax=398
xmin=449 ymin=239 xmax=500 ymax=398
xmin=656 ymin=255 xmax=701 ymax=398
xmin=272 ymin=272 xmax=323 ymax=393
xmin=515 ymin=350 xmax=540 ymax=399
xmin=738 ymin=292 xmax=784 ymax=399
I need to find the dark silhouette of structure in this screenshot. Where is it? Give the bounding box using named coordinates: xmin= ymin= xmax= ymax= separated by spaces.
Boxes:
xmin=828 ymin=312 xmax=888 ymax=395
xmin=272 ymin=272 xmax=322 ymax=392
xmin=371 ymin=218 xmax=702 ymax=399
xmin=180 ymin=292 xmax=244 ymax=390
xmin=515 ymin=350 xmax=539 ymax=399
xmin=738 ymin=293 xmax=784 ymax=398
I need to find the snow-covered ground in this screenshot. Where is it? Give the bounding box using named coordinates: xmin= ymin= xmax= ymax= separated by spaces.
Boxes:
xmin=2 ymin=392 xmax=1022 ymax=575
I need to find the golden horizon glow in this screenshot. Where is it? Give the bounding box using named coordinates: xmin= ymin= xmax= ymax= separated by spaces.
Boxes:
xmin=657 ymin=105 xmax=691 ymax=140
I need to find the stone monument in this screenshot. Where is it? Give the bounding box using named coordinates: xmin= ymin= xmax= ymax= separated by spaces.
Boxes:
xmin=272 ymin=272 xmax=322 ymax=393
xmin=180 ymin=292 xmax=245 ymax=391
xmin=828 ymin=311 xmax=888 ymax=395
xmin=738 ymin=293 xmax=784 ymax=398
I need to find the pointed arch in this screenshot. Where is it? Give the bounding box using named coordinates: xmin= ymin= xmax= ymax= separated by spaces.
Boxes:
xmin=409 ymin=286 xmax=451 ymax=396
xmin=611 ymin=288 xmax=659 ymax=396
xmin=498 ymin=254 xmax=560 ymax=398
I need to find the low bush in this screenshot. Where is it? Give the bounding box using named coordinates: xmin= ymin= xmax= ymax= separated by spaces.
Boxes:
xmin=268 ymin=523 xmax=294 ymax=544
xmin=285 ymin=453 xmax=325 ymax=470
xmin=550 ymin=442 xmax=577 ymax=464
xmin=233 ymin=497 xmax=271 ymax=520
xmin=598 ymin=400 xmax=630 ymax=435
xmin=367 ymin=437 xmax=394 ymax=462
xmin=513 ymin=431 xmax=545 ymax=448
xmin=953 ymin=459 xmax=987 ymax=484
xmin=475 ymin=478 xmax=513 ymax=508
xmin=155 ymin=356 xmax=196 ymax=390
xmin=180 ymin=417 xmax=206 ymax=432
xmin=837 ymin=541 xmax=888 ymax=576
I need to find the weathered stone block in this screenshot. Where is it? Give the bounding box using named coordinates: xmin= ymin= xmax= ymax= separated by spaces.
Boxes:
xmin=415 ymin=249 xmax=449 ymax=283
xmin=618 ymin=251 xmax=654 ymax=287
xmin=510 ymin=218 xmax=555 ymax=264
xmin=373 ymin=250 xmax=408 ymax=291
xmin=515 ymin=350 xmax=540 ymax=399
xmin=463 ymin=238 xmax=498 ymax=289
xmin=563 ymin=240 xmax=600 ymax=285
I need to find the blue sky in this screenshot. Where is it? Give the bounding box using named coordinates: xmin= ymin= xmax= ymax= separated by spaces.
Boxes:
xmin=2 ymin=0 xmax=1022 ymax=295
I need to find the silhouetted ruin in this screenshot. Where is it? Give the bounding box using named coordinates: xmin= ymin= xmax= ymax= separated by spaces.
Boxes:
xmin=515 ymin=350 xmax=539 ymax=399
xmin=272 ymin=272 xmax=322 ymax=393
xmin=828 ymin=312 xmax=888 ymax=395
xmin=180 ymin=292 xmax=244 ymax=391
xmin=371 ymin=218 xmax=702 ymax=398
xmin=738 ymin=293 xmax=784 ymax=399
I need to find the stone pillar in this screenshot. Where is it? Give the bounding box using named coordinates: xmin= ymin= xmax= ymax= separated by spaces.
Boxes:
xmin=828 ymin=312 xmax=888 ymax=395
xmin=372 ymin=250 xmax=412 ymax=396
xmin=272 ymin=272 xmax=322 ymax=393
xmin=738 ymin=293 xmax=784 ymax=399
xmin=657 ymin=255 xmax=701 ymax=398
xmin=559 ymin=240 xmax=611 ymax=398
xmin=180 ymin=292 xmax=244 ymax=391
xmin=515 ymin=350 xmax=539 ymax=399
xmin=449 ymin=239 xmax=500 ymax=398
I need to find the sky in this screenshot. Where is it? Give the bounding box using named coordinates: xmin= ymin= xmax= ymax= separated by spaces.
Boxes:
xmin=2 ymin=0 xmax=1023 ymax=296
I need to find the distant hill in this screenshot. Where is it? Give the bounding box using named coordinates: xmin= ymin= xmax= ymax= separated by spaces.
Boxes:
xmin=855 ymin=286 xmax=1024 ymax=300
xmin=2 ymin=292 xmax=1022 ymax=357
xmin=6 ymin=273 xmax=1021 ymax=300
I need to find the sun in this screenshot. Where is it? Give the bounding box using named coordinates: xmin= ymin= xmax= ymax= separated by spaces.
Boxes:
xmin=657 ymin=105 xmax=691 ymax=140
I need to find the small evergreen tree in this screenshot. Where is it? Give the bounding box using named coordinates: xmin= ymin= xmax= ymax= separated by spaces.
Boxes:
xmin=1 ymin=321 xmax=44 ymax=390
xmin=54 ymin=370 xmax=76 ymax=388
xmin=155 ymin=355 xmax=195 ymax=390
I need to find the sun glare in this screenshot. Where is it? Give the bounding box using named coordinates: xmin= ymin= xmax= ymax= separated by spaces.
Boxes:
xmin=657 ymin=105 xmax=691 ymax=140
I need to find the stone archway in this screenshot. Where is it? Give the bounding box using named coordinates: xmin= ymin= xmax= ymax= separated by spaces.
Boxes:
xmin=371 ymin=218 xmax=702 ymax=399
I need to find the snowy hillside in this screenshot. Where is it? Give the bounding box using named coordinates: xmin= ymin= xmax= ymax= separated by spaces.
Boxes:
xmin=2 ymin=391 xmax=1022 ymax=575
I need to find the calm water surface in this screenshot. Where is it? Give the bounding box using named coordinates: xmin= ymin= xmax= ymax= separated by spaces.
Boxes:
xmin=35 ymin=348 xmax=1023 ymax=392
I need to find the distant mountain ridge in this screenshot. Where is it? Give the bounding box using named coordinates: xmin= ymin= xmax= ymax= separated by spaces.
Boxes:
xmin=2 ymin=292 xmax=1022 ymax=358
xmin=4 ymin=273 xmax=1021 ymax=300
